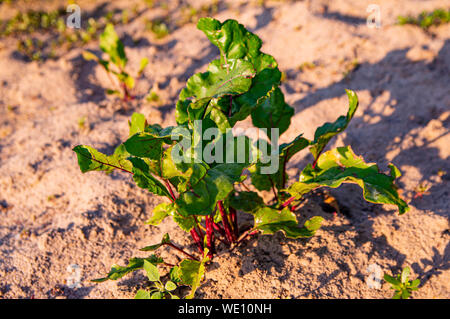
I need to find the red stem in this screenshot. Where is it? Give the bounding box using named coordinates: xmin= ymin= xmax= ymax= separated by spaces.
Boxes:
xmin=281 ymin=196 xmax=295 ymax=208
xmin=229 ymin=207 xmax=239 ymax=239
xmin=190 ymin=228 xmax=204 ymax=254
xmin=205 ymin=216 xmax=215 ymax=258
xmin=217 ymin=201 xmax=235 ymax=244
xmin=166 ymin=243 xmax=199 ymax=261
xmin=164 ymin=180 xmax=177 ymax=202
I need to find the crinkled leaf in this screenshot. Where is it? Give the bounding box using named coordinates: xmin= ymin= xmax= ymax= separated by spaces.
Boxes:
xmin=176 ymin=163 xmax=245 ymax=216
xmin=73 ymin=145 xmax=132 ymax=174
xmin=176 ymin=59 xmax=255 ymax=125
xmin=254 ymin=207 xmax=323 ymax=238
xmin=197 ymin=18 xmax=282 ymax=126
xmin=162 ymin=145 xmax=209 ymax=193
xmin=231 ymin=68 xmax=282 ymax=126
xmin=129 ymin=157 xmax=170 ymax=197
xmin=124 ymin=125 xmax=175 ymax=159
xmin=310 ymin=89 xmax=358 ymax=159
xmin=92 ymin=255 xmax=164 ymax=282
xmin=287 ymin=146 xmax=410 ymax=214
xmin=251 ymin=134 xmax=310 ymax=192
xmin=197 ymin=18 xmax=277 ymax=73
xmin=172 ymin=214 xmax=197 ymax=232
xmin=251 ymin=87 xmax=294 ymax=140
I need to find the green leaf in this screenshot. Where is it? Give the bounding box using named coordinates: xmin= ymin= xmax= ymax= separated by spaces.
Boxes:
xmin=134 ymin=289 xmax=151 ymax=299
xmin=124 ymin=125 xmax=175 ymax=160
xmin=401 ymin=267 xmax=411 ymax=284
xmin=82 ymin=50 xmax=98 ymax=62
xmin=197 ymin=18 xmax=282 ymax=126
xmin=106 ymin=89 xmax=120 ymax=96
xmin=139 ymin=57 xmax=149 ymax=75
xmin=384 ymin=274 xmax=401 ymax=287
xmin=73 ymin=145 xmax=132 ymax=174
xmin=401 ymin=289 xmax=411 ymax=299
xmin=251 ymin=87 xmax=294 ymax=140
xmin=176 ymin=163 xmax=245 ymax=216
xmin=140 ymin=233 xmax=171 ymax=252
xmin=287 ymin=146 xmax=410 ymax=214
xmin=310 ymin=89 xmax=359 ymax=159
xmin=169 ymin=266 xmax=182 ymax=283
xmin=392 ymin=291 xmax=402 ymax=299
xmin=172 ymin=214 xmax=196 ymax=232
xmin=129 ymin=157 xmax=170 ymax=197
xmin=161 ymin=145 xmax=209 ymax=193
xmin=250 ymin=134 xmax=310 ymax=192
xmin=176 ymin=58 xmax=255 ymax=125
xmin=99 ymin=23 xmax=127 ymax=69
xmin=231 ymin=68 xmax=282 ymax=126
xmin=143 ymin=260 xmax=160 ymax=282
xmin=129 ymin=113 xmax=147 ymax=136
xmin=179 ymin=249 xmax=210 ymax=299
xmin=410 ymin=279 xmax=420 ymax=288
xmin=182 ymin=59 xmax=255 ymax=104
xmin=229 ymin=191 xmax=265 ymax=214
xmin=92 ymin=255 xmax=164 ymax=282
xmin=165 ymin=281 xmax=177 ymax=291
xmin=145 ymin=203 xmax=175 ymax=226
xmin=151 ymin=292 xmax=163 ymax=299
xmin=253 ymin=207 xmax=323 ymax=238
xmin=197 ymin=18 xmax=277 ymax=73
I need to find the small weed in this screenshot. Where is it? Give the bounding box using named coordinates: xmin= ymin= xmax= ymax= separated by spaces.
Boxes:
xmin=384 ymin=267 xmax=420 ymax=299
xmin=82 ymin=24 xmax=148 ymax=101
xmin=397 ymin=9 xmax=450 ymax=30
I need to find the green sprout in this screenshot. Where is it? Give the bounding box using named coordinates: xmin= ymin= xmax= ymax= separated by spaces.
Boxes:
xmin=384 ymin=267 xmax=421 ymax=299
xmin=134 ymin=260 xmax=179 ymax=299
xmin=82 ymin=24 xmax=149 ymax=101
xmin=397 ymin=9 xmax=450 ymax=30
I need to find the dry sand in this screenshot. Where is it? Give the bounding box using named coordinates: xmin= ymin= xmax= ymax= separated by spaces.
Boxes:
xmin=0 ymin=0 xmax=448 ymax=298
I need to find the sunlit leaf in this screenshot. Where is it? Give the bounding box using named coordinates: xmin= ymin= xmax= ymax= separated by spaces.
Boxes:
xmin=310 ymin=89 xmax=358 ymax=159
xmin=287 ymin=146 xmax=409 ymax=214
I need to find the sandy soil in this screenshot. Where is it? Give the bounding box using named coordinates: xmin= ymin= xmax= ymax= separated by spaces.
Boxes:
xmin=0 ymin=0 xmax=449 ymax=299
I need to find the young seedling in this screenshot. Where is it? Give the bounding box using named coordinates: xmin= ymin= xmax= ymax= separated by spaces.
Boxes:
xmin=384 ymin=267 xmax=420 ymax=299
xmin=134 ymin=260 xmax=179 ymax=299
xmin=82 ymin=24 xmax=149 ymax=102
xmin=397 ymin=9 xmax=450 ymax=30
xmin=73 ymin=17 xmax=409 ymax=298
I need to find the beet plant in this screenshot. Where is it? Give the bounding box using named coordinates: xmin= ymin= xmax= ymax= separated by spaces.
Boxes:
xmin=73 ymin=18 xmax=409 ymax=298
xmin=82 ymin=23 xmax=148 ymax=101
